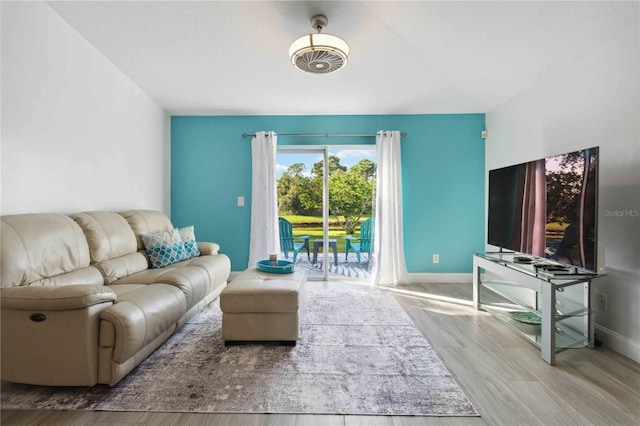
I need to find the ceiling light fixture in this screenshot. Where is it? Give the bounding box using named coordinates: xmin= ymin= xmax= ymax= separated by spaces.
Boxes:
xmin=289 ymin=15 xmax=350 ymax=74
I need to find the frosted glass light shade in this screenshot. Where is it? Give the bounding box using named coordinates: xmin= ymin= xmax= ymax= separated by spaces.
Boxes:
xmin=289 ymin=33 xmax=350 ymax=74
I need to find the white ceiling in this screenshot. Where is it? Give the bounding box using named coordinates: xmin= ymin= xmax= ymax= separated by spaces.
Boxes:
xmin=47 ymin=1 xmax=638 ymax=115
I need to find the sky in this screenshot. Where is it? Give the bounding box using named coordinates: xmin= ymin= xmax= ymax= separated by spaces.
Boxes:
xmin=276 ymin=148 xmax=376 ymax=179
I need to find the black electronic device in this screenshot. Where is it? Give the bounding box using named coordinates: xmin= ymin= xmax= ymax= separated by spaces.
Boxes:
xmin=488 ymin=147 xmax=599 ymax=273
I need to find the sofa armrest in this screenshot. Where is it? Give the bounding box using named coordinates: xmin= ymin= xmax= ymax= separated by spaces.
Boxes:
xmin=0 ymin=284 xmax=116 ymax=311
xmin=197 ymin=242 xmax=220 ymax=255
xmin=1 ymin=284 xmax=116 ymax=386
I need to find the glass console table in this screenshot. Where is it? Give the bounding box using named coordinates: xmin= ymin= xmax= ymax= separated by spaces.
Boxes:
xmin=473 ymin=252 xmax=603 ymax=365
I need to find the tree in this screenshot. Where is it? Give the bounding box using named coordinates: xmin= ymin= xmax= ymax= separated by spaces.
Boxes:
xmin=546 ymin=153 xmax=583 ymax=225
xmin=277 ymin=163 xmax=317 ymax=215
xmin=329 ymin=159 xmax=376 ymax=234
xmin=311 ymin=155 xmax=347 ymax=178
xmin=349 ymin=159 xmax=376 ymax=182
xmin=277 ymin=156 xmax=376 ymax=234
xmin=299 ymin=174 xmax=322 ymax=215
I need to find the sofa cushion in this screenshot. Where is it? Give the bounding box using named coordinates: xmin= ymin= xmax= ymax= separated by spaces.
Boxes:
xmin=181 ymin=255 xmax=231 ymax=294
xmin=220 ymin=269 xmax=306 ymax=314
xmin=28 ymin=266 xmax=105 ymax=287
xmin=178 ymin=226 xmax=200 ymax=259
xmin=105 ymin=283 xmax=149 ymax=298
xmin=111 ymin=263 xmax=209 ymax=310
xmin=100 ymin=284 xmax=186 ymax=363
xmin=72 ymin=212 xmax=138 ymax=263
xmin=120 ymin=210 xmax=174 ymax=251
xmin=95 ymin=252 xmax=150 ymax=285
xmin=140 ymin=229 xmax=187 ymax=269
xmin=1 ymin=214 xmax=93 ymax=287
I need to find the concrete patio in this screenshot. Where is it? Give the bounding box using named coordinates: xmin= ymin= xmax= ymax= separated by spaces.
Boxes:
xmin=284 ymin=252 xmax=371 ymax=280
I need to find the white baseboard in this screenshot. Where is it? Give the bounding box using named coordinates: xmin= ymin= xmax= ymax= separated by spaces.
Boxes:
xmin=594 ymin=324 xmax=640 ymax=363
xmin=406 ymin=273 xmax=472 ymax=283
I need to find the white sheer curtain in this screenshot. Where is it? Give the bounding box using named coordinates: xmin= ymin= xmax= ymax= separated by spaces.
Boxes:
xmin=248 ymin=131 xmax=280 ymax=268
xmin=372 ymin=130 xmax=408 ymax=286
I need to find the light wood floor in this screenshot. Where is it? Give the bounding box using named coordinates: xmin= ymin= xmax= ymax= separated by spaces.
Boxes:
xmin=2 ymin=281 xmax=639 ymax=425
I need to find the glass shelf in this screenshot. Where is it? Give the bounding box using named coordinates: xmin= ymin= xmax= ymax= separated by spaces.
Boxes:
xmin=555 ymin=295 xmax=590 ymax=319
xmin=473 ymin=253 xmax=600 ymax=364
xmin=482 ymin=280 xmax=591 ymax=318
xmin=476 ymin=251 xmax=602 ymax=282
xmin=481 ymin=280 xmax=537 ymax=311
xmin=481 ymin=303 xmax=590 ymax=350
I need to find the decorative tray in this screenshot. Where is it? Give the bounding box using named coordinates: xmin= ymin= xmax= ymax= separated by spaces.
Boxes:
xmin=256 ymin=259 xmax=295 ymax=274
xmin=508 ymin=311 xmax=542 ymax=325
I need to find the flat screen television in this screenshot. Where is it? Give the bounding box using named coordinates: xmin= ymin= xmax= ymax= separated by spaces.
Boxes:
xmin=487 ymin=147 xmax=599 ymax=272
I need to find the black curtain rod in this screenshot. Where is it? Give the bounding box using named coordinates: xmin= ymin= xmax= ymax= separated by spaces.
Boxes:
xmin=241 ymin=131 xmax=407 ymax=139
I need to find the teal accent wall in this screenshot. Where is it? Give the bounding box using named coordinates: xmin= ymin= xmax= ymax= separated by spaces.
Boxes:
xmin=171 ymin=114 xmax=485 ymax=273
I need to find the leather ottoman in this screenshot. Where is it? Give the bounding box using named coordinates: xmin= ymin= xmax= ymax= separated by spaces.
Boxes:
xmin=220 ymin=268 xmax=306 ymax=345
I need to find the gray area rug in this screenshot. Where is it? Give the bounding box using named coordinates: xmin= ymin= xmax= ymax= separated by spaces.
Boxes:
xmin=1 ymin=285 xmax=478 ymax=416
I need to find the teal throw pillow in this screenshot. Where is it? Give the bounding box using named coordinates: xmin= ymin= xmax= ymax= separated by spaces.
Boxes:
xmin=140 ymin=229 xmax=187 ymax=269
xmin=178 ymin=225 xmax=200 ymax=259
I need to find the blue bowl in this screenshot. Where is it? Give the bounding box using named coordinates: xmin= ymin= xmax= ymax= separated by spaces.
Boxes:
xmin=256 ymin=259 xmax=295 ymax=274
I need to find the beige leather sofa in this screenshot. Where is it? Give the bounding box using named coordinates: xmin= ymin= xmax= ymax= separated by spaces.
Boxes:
xmin=0 ymin=209 xmax=231 ymax=386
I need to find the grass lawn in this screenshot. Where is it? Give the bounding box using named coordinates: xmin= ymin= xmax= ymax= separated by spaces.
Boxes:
xmin=281 ymin=215 xmax=369 ymax=253
xmin=546 ymin=222 xmax=570 ymax=240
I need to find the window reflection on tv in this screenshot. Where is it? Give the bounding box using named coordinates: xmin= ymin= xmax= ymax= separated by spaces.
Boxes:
xmin=488 ymin=147 xmax=599 ymax=272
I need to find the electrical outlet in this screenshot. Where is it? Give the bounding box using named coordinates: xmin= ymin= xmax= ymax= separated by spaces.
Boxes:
xmin=598 ymin=294 xmax=607 ymax=311
xmin=237 ymin=196 xmax=244 ymax=207
xmin=432 ymin=254 xmax=440 ymax=264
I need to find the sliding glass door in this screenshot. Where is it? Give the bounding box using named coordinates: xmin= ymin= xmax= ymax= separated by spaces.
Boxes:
xmin=277 ymin=147 xmax=328 ymax=279
xmin=276 ymin=145 xmax=376 ymax=281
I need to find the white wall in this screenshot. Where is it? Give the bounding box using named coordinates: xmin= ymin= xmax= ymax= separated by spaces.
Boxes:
xmin=1 ymin=2 xmax=168 ymax=215
xmin=486 ymin=25 xmax=640 ymax=361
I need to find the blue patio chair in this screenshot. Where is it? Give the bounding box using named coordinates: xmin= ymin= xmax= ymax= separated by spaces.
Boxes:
xmin=279 ymin=217 xmax=310 ymax=263
xmin=345 ymin=218 xmax=373 ymax=265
